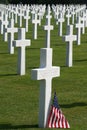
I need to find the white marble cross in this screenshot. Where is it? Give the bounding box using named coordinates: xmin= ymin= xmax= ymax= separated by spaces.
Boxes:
xmin=31 ymin=10 xmax=35 ymax=22
xmin=13 ymin=28 xmax=31 ymax=75
xmin=6 ymin=19 xmax=18 ymax=54
xmin=58 ymin=13 xmax=64 ymax=36
xmin=38 ymin=11 xmax=42 ymax=26
xmin=44 ymin=6 xmax=53 ymax=48
xmin=24 ymin=10 xmax=30 ymax=32
xmin=0 ymin=11 xmax=4 ymax=34
xmin=71 ymin=7 xmax=75 ymax=24
xmin=66 ymin=9 xmax=71 ymax=25
xmin=76 ymin=17 xmax=84 ymax=45
xmin=32 ymin=13 xmax=40 ymax=39
xmin=3 ymin=14 xmax=9 ymax=42
xmin=31 ymin=48 xmax=60 ymax=128
xmin=18 ymin=8 xmax=23 ymax=27
xmin=63 ymin=25 xmax=77 ymax=67
xmin=80 ymin=16 xmax=86 ymax=34
xmin=14 ymin=7 xmax=18 ymax=23
xmin=31 ymin=6 xmax=60 ymax=127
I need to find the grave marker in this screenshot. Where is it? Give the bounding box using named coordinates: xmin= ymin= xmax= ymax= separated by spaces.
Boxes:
xmin=24 ymin=10 xmax=30 ymax=32
xmin=6 ymin=19 xmax=18 ymax=54
xmin=31 ymin=7 xmax=60 ymax=127
xmin=44 ymin=6 xmax=53 ymax=48
xmin=18 ymin=8 xmax=23 ymax=27
xmin=13 ymin=28 xmax=31 ymax=75
xmin=76 ymin=17 xmax=84 ymax=45
xmin=63 ymin=25 xmax=77 ymax=67
xmin=3 ymin=14 xmax=9 ymax=42
xmin=58 ymin=13 xmax=64 ymax=36
xmin=66 ymin=9 xmax=71 ymax=25
xmin=32 ymin=13 xmax=40 ymax=39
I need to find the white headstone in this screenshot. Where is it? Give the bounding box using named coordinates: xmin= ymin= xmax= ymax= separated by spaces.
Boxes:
xmin=63 ymin=25 xmax=77 ymax=67
xmin=80 ymin=15 xmax=86 ymax=34
xmin=58 ymin=13 xmax=64 ymax=36
xmin=6 ymin=19 xmax=18 ymax=54
xmin=44 ymin=6 xmax=53 ymax=48
xmin=13 ymin=28 xmax=31 ymax=75
xmin=31 ymin=48 xmax=60 ymax=127
xmin=3 ymin=14 xmax=9 ymax=42
xmin=31 ymin=8 xmax=60 ymax=127
xmin=24 ymin=10 xmax=30 ymax=32
xmin=71 ymin=7 xmax=75 ymax=24
xmin=32 ymin=13 xmax=40 ymax=39
xmin=0 ymin=11 xmax=4 ymax=34
xmin=18 ymin=8 xmax=23 ymax=27
xmin=66 ymin=9 xmax=71 ymax=26
xmin=76 ymin=17 xmax=84 ymax=45
xmin=14 ymin=7 xmax=18 ymax=23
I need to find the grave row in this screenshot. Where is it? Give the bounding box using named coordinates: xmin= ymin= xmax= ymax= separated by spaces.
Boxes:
xmin=0 ymin=4 xmax=87 ymax=128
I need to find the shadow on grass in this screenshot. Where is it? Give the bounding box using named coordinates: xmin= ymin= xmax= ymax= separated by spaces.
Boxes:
xmin=0 ymin=52 xmax=8 ymax=54
xmin=74 ymin=59 xmax=87 ymax=62
xmin=0 ymin=74 xmax=17 ymax=77
xmin=52 ymin=43 xmax=65 ymax=47
xmin=0 ymin=124 xmax=38 ymax=129
xmin=60 ymin=102 xmax=87 ymax=108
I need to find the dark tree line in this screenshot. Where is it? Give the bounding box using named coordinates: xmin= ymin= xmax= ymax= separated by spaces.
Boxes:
xmin=0 ymin=0 xmax=87 ymax=4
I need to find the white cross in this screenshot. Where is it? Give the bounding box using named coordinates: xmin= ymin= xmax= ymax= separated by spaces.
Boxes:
xmin=38 ymin=11 xmax=42 ymax=26
xmin=32 ymin=13 xmax=40 ymax=39
xmin=6 ymin=19 xmax=18 ymax=54
xmin=31 ymin=10 xmax=35 ymax=22
xmin=44 ymin=10 xmax=53 ymax=48
xmin=63 ymin=25 xmax=77 ymax=67
xmin=58 ymin=13 xmax=64 ymax=36
xmin=31 ymin=48 xmax=60 ymax=127
xmin=0 ymin=11 xmax=4 ymax=34
xmin=18 ymin=8 xmax=23 ymax=27
xmin=76 ymin=17 xmax=84 ymax=45
xmin=80 ymin=15 xmax=86 ymax=34
xmin=13 ymin=28 xmax=31 ymax=75
xmin=14 ymin=7 xmax=18 ymax=23
xmin=3 ymin=14 xmax=9 ymax=41
xmin=66 ymin=10 xmax=71 ymax=25
xmin=24 ymin=10 xmax=30 ymax=32
xmin=71 ymin=8 xmax=75 ymax=24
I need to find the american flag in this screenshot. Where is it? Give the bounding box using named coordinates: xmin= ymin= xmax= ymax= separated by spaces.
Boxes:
xmin=47 ymin=92 xmax=70 ymax=128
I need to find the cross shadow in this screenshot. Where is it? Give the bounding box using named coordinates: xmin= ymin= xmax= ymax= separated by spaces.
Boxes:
xmin=0 ymin=74 xmax=17 ymax=77
xmin=0 ymin=124 xmax=38 ymax=129
xmin=52 ymin=43 xmax=65 ymax=47
xmin=0 ymin=52 xmax=8 ymax=54
xmin=74 ymin=59 xmax=87 ymax=62
xmin=27 ymin=47 xmax=40 ymax=50
xmin=60 ymin=102 xmax=87 ymax=108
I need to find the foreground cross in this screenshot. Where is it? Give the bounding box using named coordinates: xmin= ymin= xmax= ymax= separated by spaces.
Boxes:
xmin=31 ymin=6 xmax=60 ymax=127
xmin=31 ymin=50 xmax=60 ymax=128
xmin=63 ymin=25 xmax=77 ymax=67
xmin=13 ymin=28 xmax=31 ymax=75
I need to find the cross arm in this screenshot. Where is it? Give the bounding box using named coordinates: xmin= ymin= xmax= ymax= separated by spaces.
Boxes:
xmin=31 ymin=67 xmax=60 ymax=80
xmin=13 ymin=40 xmax=31 ymax=47
xmin=6 ymin=28 xmax=18 ymax=33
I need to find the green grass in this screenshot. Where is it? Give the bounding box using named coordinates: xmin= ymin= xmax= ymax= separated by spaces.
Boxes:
xmin=0 ymin=14 xmax=87 ymax=130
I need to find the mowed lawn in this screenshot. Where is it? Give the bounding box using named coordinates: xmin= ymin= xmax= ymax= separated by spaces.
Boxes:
xmin=0 ymin=12 xmax=87 ymax=130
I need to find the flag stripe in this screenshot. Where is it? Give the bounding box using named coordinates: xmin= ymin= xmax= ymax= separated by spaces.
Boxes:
xmin=47 ymin=92 xmax=70 ymax=128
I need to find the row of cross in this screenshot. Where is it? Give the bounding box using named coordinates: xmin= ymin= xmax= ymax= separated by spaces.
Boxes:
xmin=0 ymin=4 xmax=87 ymax=128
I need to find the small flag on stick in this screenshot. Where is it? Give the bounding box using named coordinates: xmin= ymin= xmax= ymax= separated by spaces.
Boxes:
xmin=47 ymin=92 xmax=70 ymax=128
